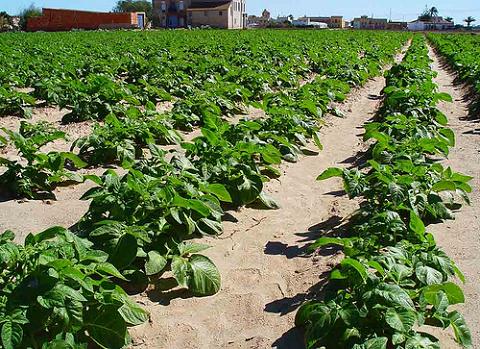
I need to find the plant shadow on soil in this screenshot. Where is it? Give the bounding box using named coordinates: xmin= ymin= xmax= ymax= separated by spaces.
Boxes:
xmin=145 ymin=277 xmax=195 ymax=305
xmin=339 ymin=148 xmax=371 ymax=169
xmin=265 ymin=215 xmax=352 ymax=348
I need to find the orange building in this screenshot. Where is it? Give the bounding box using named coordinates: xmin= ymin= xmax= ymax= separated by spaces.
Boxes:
xmin=27 ymin=8 xmax=146 ymax=32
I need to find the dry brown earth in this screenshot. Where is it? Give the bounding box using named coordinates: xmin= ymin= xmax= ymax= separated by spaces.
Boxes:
xmin=424 ymin=45 xmax=480 ymax=349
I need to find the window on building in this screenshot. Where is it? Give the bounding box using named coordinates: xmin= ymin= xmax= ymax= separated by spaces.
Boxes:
xmin=204 ymin=11 xmax=208 ymax=16
xmin=219 ymin=11 xmax=223 ymax=16
xmin=161 ymin=1 xmax=166 ymax=12
xmin=178 ymin=1 xmax=184 ymax=10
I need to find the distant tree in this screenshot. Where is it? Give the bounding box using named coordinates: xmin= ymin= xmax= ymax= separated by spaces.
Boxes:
xmin=445 ymin=16 xmax=453 ymax=22
xmin=464 ymin=16 xmax=476 ymax=27
xmin=418 ymin=5 xmax=440 ymax=21
xmin=429 ymin=6 xmax=439 ymax=20
xmin=418 ymin=6 xmax=432 ymax=21
xmin=113 ymin=0 xmax=152 ymax=21
xmin=18 ymin=4 xmax=42 ymax=30
xmin=0 ymin=11 xmax=12 ymax=32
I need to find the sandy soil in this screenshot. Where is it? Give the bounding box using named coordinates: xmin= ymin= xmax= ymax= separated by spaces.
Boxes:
xmin=425 ymin=46 xmax=480 ymax=348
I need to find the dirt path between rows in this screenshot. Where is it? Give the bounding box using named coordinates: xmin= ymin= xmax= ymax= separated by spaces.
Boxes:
xmin=427 ymin=45 xmax=480 ymax=348
xmin=129 ymin=51 xmax=408 ymax=348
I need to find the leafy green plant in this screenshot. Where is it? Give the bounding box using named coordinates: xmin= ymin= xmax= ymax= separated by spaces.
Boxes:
xmin=0 ymin=227 xmax=148 ymax=349
xmin=0 ymin=87 xmax=35 ymax=118
xmin=71 ymin=106 xmax=181 ymax=167
xmin=74 ymin=146 xmax=228 ymax=295
xmin=0 ymin=126 xmax=86 ymax=199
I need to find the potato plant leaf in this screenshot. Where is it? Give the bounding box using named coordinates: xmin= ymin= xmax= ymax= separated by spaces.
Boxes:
xmin=188 ymin=254 xmax=221 ymax=296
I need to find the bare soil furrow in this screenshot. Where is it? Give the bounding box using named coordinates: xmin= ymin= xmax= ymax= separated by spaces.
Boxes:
xmin=427 ymin=45 xmax=480 ymax=349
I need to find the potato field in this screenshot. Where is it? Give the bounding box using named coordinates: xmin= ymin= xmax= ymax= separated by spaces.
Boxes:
xmin=0 ymin=29 xmax=479 ymax=349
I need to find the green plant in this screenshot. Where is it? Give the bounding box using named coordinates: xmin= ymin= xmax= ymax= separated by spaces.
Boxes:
xmin=72 ymin=106 xmax=181 ymax=167
xmin=0 ymin=227 xmax=148 ymax=349
xmin=0 ymin=125 xmax=86 ymax=199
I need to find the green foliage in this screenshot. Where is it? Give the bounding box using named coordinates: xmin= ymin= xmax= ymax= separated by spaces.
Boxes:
xmin=0 ymin=124 xmax=86 ymax=199
xmin=0 ymin=228 xmax=148 ymax=348
xmin=298 ymin=36 xmax=472 ymax=348
xmin=0 ymin=29 xmax=412 ymax=347
xmin=428 ymin=33 xmax=480 ymax=115
xmin=72 ymin=107 xmax=181 ymax=167
xmin=113 ymin=0 xmax=152 ymax=21
xmin=18 ymin=4 xmax=41 ymax=30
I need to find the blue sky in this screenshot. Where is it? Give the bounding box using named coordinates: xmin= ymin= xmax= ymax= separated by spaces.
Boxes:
xmin=1 ymin=0 xmax=479 ymax=23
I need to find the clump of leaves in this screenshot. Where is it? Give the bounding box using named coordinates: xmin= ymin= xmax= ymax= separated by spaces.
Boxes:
xmin=0 ymin=227 xmax=148 ymax=349
xmin=75 ymin=146 xmax=228 ymax=296
xmin=0 ymin=124 xmax=86 ymax=199
xmin=71 ymin=105 xmax=181 ymax=167
xmin=0 ymin=87 xmax=36 ymax=118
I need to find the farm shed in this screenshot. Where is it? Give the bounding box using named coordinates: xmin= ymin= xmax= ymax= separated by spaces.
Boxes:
xmin=27 ymin=8 xmax=146 ymax=32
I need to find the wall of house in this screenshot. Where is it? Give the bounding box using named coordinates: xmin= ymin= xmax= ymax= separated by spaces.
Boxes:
xmin=407 ymin=22 xmax=426 ymax=31
xmin=330 ymin=16 xmax=345 ymax=28
xmin=153 ymin=0 xmax=190 ymax=27
xmin=229 ymin=0 xmax=245 ymax=29
xmin=152 ymin=0 xmax=246 ymax=29
xmin=189 ymin=9 xmax=229 ymax=28
xmin=27 ymin=8 xmax=141 ymax=31
xmin=353 ymin=17 xmax=387 ymax=30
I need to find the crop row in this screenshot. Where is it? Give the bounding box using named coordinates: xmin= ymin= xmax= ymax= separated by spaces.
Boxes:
xmin=296 ymin=36 xmax=472 ymax=348
xmin=427 ymin=33 xmax=480 ymax=116
xmin=0 ymin=30 xmax=407 ymax=127
xmin=0 ymin=32 xmax=406 ymax=348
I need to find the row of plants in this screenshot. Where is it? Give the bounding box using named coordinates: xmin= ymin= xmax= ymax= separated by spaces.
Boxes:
xmin=0 ymin=30 xmax=408 ymax=126
xmin=69 ymin=33 xmax=407 ymax=168
xmin=296 ymin=36 xmax=473 ymax=348
xmin=0 ymin=32 xmax=408 ymax=348
xmin=427 ymin=33 xmax=480 ymax=116
xmin=1 ymin=32 xmax=408 ymax=198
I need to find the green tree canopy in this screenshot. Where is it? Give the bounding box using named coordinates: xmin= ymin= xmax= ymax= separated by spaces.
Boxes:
xmin=464 ymin=16 xmax=476 ymax=27
xmin=113 ymin=0 xmax=152 ymax=20
xmin=19 ymin=4 xmax=42 ymax=30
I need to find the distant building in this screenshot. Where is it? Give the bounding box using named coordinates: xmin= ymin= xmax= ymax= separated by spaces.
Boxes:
xmin=292 ymin=18 xmax=328 ymax=28
xmin=407 ymin=17 xmax=454 ymax=31
xmin=273 ymin=15 xmax=294 ymax=24
xmin=353 ymin=15 xmax=388 ymax=30
xmin=299 ymin=16 xmax=345 ymax=28
xmin=27 ymin=8 xmax=145 ymax=32
xmin=152 ymin=0 xmax=247 ymax=29
xmin=386 ymin=21 xmax=408 ymax=30
xmin=247 ymin=8 xmax=270 ymax=27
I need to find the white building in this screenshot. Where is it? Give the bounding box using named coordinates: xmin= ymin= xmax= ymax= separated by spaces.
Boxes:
xmin=273 ymin=15 xmax=293 ymax=24
xmin=408 ymin=17 xmax=454 ymax=31
xmin=292 ymin=18 xmax=328 ymax=28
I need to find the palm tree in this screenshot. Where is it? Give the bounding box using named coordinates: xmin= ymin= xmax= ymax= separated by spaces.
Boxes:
xmin=464 ymin=16 xmax=476 ymax=27
xmin=445 ymin=16 xmax=453 ymax=22
xmin=429 ymin=6 xmax=439 ymax=21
